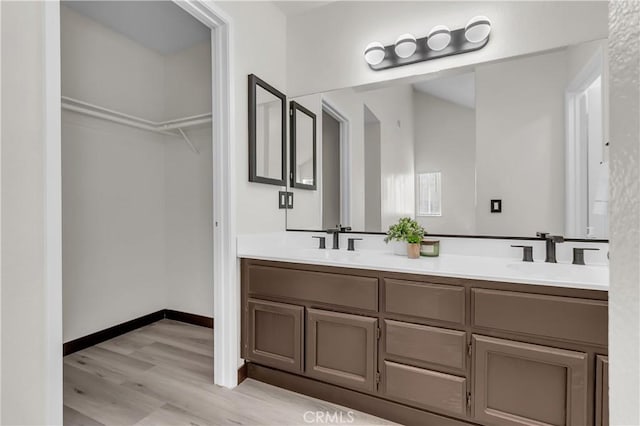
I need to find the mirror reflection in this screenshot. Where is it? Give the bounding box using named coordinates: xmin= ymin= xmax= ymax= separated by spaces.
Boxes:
xmin=287 ymin=39 xmax=609 ymax=239
xmin=255 ymin=85 xmax=284 ymax=181
xmin=291 ymin=101 xmax=317 ymax=189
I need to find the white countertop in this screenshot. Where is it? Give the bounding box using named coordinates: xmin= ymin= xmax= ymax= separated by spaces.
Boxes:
xmin=237 ymin=233 xmax=609 ymax=292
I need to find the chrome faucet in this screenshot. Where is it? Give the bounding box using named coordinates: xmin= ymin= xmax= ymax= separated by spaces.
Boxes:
xmin=326 ymin=224 xmax=351 ymax=249
xmin=536 ymin=232 xmax=564 ymax=263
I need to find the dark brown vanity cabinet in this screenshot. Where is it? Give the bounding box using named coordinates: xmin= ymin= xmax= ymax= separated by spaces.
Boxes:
xmin=247 ymin=298 xmax=303 ymax=373
xmin=596 ymin=355 xmax=609 ymax=426
xmin=306 ymin=308 xmax=378 ymax=392
xmin=472 ymin=334 xmax=589 ymax=426
xmin=241 ymin=259 xmax=608 ymax=426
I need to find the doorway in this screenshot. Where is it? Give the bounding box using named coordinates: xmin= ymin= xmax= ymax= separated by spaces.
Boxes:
xmin=321 ymin=100 xmax=350 ymax=228
xmin=364 ymin=105 xmax=381 ymax=232
xmin=565 ymin=48 xmax=608 ymax=239
xmin=322 ymin=110 xmax=341 ymax=229
xmin=44 ymin=1 xmax=234 ymax=423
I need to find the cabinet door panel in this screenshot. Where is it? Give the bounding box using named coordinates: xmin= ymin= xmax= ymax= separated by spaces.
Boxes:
xmin=306 ymin=308 xmax=378 ymax=392
xmin=473 ymin=335 xmax=588 ymax=426
xmin=596 ymin=355 xmax=608 ymax=426
xmin=248 ymin=299 xmax=303 ymax=373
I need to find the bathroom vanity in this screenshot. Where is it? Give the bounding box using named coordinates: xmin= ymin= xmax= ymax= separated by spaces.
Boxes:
xmin=239 ymin=238 xmax=608 ymax=426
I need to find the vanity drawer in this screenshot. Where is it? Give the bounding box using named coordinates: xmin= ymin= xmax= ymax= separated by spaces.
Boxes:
xmin=248 ymin=265 xmax=378 ymax=312
xmin=472 ymin=288 xmax=608 ymax=346
xmin=384 ymin=279 xmax=465 ymax=324
xmin=384 ymin=360 xmax=467 ymax=415
xmin=385 ymin=320 xmax=466 ymax=370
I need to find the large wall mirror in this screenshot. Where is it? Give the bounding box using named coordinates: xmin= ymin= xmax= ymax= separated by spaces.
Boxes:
xmin=286 ymin=39 xmax=609 ymax=240
xmin=248 ymin=74 xmax=286 ymax=186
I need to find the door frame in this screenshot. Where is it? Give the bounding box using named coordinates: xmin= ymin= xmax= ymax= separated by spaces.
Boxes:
xmin=321 ymin=99 xmax=351 ymax=226
xmin=43 ymin=1 xmax=237 ymax=423
xmin=564 ymin=48 xmax=604 ymax=237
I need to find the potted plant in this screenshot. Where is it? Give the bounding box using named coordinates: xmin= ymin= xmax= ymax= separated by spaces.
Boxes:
xmin=384 ymin=217 xmax=425 ymax=257
xmin=406 ymin=232 xmax=424 ymax=259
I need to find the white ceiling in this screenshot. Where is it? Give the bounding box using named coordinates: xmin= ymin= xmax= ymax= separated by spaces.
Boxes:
xmin=272 ymin=1 xmax=335 ymax=17
xmin=63 ymin=1 xmax=210 ymax=55
xmin=412 ymin=72 xmax=476 ymax=109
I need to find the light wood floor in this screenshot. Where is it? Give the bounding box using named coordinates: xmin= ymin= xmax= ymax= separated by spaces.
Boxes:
xmin=64 ymin=319 xmax=395 ymax=425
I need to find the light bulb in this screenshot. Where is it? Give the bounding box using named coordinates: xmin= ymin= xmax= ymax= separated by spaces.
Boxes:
xmin=394 ymin=33 xmax=417 ymax=59
xmin=465 ymin=16 xmax=491 ymax=43
xmin=427 ymin=25 xmax=451 ymax=51
xmin=364 ymin=41 xmax=386 ymax=65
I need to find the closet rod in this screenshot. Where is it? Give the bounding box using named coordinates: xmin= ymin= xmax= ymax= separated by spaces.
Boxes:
xmin=61 ymin=96 xmax=212 ymax=154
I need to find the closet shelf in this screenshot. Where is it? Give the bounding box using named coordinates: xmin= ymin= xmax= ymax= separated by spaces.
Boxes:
xmin=61 ymin=96 xmax=211 ymax=154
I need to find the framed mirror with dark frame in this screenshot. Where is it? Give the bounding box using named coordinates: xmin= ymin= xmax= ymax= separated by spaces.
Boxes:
xmin=248 ymin=74 xmax=286 ymax=186
xmin=290 ymin=101 xmax=317 ymax=190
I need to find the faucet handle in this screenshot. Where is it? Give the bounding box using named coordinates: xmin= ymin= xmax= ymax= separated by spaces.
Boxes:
xmin=312 ymin=236 xmax=326 ymax=249
xmin=347 ymin=238 xmax=362 ymax=251
xmin=572 ymin=247 xmax=599 ymax=265
xmin=550 ymin=235 xmax=565 ymax=243
xmin=511 ymin=245 xmax=534 ymax=262
xmin=536 ymin=232 xmax=549 ymax=239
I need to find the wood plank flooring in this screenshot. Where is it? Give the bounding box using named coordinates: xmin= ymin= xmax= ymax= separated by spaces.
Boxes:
xmin=64 ymin=319 xmax=396 ymax=425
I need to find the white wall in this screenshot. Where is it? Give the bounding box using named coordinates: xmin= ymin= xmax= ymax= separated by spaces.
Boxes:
xmin=414 ymin=92 xmax=476 ymax=234
xmin=214 ymin=0 xmax=288 ymax=371
xmin=164 ymin=41 xmax=213 ymax=318
xmin=286 ymin=1 xmax=608 ymax=96
xmin=475 ymin=49 xmax=567 ymax=237
xmin=609 ymin=1 xmax=640 ymax=424
xmin=61 ymin=6 xmax=214 ymax=342
xmin=289 ymin=84 xmax=414 ymax=232
xmin=216 ymin=1 xmax=288 ymax=234
xmin=1 ymin=1 xmax=48 ymax=424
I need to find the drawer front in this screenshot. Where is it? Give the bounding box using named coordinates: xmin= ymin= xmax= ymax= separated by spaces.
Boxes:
xmin=248 ymin=265 xmax=378 ymax=312
xmin=385 ymin=320 xmax=466 ymax=370
xmin=472 ymin=288 xmax=608 ymax=346
xmin=384 ymin=279 xmax=465 ymax=324
xmin=384 ymin=361 xmax=467 ymax=415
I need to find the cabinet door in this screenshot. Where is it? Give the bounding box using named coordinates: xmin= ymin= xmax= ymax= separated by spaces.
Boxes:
xmin=473 ymin=335 xmax=588 ymax=426
xmin=248 ymin=298 xmax=303 ymax=373
xmin=306 ymin=308 xmax=378 ymax=392
xmin=595 ymin=355 xmax=608 ymax=426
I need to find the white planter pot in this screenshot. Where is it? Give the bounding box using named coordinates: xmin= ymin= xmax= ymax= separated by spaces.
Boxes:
xmin=390 ymin=240 xmax=408 ymax=256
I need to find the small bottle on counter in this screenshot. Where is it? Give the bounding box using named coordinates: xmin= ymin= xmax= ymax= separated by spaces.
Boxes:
xmin=420 ymin=239 xmax=440 ymax=257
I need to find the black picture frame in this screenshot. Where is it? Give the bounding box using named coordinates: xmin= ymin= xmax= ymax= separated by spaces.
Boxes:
xmin=248 ymin=74 xmax=286 ymax=186
xmin=289 ymin=101 xmax=317 ymax=190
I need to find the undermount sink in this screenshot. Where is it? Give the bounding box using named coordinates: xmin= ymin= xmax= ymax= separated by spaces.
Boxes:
xmin=300 ymin=249 xmax=361 ymax=262
xmin=506 ymin=261 xmax=605 ymax=279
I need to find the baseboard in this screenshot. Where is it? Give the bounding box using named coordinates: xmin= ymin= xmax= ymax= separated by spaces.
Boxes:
xmin=247 ymin=363 xmax=473 ymax=426
xmin=165 ymin=309 xmax=214 ymax=328
xmin=238 ymin=363 xmax=248 ymax=384
xmin=63 ymin=309 xmax=214 ymax=356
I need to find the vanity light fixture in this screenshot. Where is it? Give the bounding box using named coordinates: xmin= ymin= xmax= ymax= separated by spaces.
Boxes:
xmin=364 ymin=41 xmax=386 ymax=65
xmin=394 ymin=33 xmax=417 ymax=58
xmin=364 ymin=16 xmax=491 ymax=71
xmin=426 ymin=25 xmax=451 ymax=52
xmin=465 ymin=15 xmax=492 ymax=43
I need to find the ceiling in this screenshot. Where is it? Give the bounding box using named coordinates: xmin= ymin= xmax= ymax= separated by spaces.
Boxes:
xmin=412 ymin=72 xmax=476 ymax=109
xmin=63 ymin=1 xmax=210 ymax=55
xmin=272 ymin=1 xmax=335 ymax=16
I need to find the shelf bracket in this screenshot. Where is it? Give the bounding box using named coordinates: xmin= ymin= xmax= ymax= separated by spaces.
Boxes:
xmin=178 ymin=128 xmax=200 ymax=154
